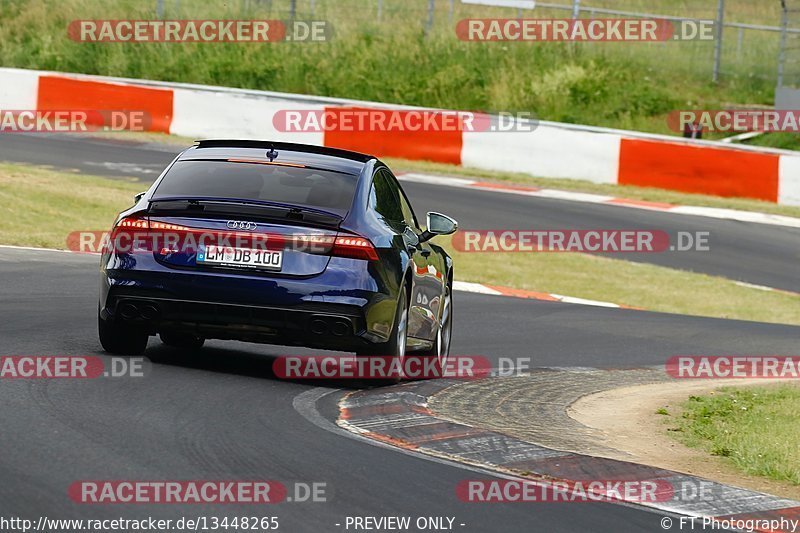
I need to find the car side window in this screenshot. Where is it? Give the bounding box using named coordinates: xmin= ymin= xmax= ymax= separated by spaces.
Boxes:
xmin=369 ymin=170 xmax=404 ymax=225
xmin=379 ymin=170 xmax=419 ymax=230
xmin=394 ymin=179 xmax=420 ymax=231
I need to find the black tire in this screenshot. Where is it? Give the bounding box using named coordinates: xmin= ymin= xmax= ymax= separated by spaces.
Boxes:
xmin=417 ymin=282 xmax=453 ymax=378
xmin=359 ymin=284 xmax=409 ymax=384
xmin=98 ymin=311 xmax=148 ymax=356
xmin=159 ymin=331 xmax=205 ymax=350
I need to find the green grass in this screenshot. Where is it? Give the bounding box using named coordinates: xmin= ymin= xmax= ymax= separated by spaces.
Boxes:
xmin=439 ymin=240 xmax=800 ymax=326
xmin=0 ymin=0 xmax=788 ymax=139
xmin=744 ymin=132 xmax=800 ymax=152
xmin=0 ymin=163 xmax=142 ymax=248
xmin=674 ymin=385 xmax=800 ymax=485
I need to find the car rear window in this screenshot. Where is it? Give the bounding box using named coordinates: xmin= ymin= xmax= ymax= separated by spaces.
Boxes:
xmin=153 ymin=160 xmax=359 ymax=213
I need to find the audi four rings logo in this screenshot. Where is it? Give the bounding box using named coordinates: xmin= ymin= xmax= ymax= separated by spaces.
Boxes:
xmin=227 ymin=221 xmax=257 ymax=231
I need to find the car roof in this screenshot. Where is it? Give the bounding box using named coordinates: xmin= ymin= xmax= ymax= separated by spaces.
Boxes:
xmin=179 ymin=140 xmax=375 ymax=175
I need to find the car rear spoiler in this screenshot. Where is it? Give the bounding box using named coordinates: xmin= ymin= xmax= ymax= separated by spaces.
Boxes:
xmin=194 ymin=140 xmax=375 ymax=163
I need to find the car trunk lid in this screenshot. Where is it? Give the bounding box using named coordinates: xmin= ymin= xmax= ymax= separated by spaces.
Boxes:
xmin=146 ymin=200 xmax=341 ymax=277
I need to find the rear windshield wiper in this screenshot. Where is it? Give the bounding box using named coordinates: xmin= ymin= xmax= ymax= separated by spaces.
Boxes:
xmin=148 ymin=198 xmax=344 ymax=228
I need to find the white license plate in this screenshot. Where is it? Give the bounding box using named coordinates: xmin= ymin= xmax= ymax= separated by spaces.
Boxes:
xmin=198 ymin=245 xmax=283 ymax=271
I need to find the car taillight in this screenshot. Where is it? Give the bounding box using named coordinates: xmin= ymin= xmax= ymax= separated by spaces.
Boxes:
xmin=331 ymin=235 xmax=379 ymax=261
xmin=105 ymin=216 xmax=150 ymax=254
xmin=107 ymin=217 xmax=377 ymax=261
xmin=114 ymin=217 xmax=282 ymax=250
xmin=114 ymin=216 xmax=149 ymax=230
xmin=148 ymin=220 xmax=191 ymax=232
xmin=109 ymin=216 xmax=149 ymax=240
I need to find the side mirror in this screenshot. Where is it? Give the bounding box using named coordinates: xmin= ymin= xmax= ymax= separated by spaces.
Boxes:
xmin=420 ymin=212 xmax=458 ymax=242
xmin=134 ymin=191 xmax=146 ymax=203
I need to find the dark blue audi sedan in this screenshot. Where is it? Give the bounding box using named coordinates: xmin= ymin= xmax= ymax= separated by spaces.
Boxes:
xmin=98 ymin=140 xmax=457 ymax=372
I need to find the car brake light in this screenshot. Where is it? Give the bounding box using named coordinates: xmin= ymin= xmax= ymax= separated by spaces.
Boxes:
xmin=149 ymin=220 xmax=191 ymax=232
xmin=331 ymin=235 xmax=379 ymax=261
xmin=109 ymin=217 xmax=376 ymax=260
xmin=227 ymin=158 xmax=306 ymax=168
xmin=110 ymin=216 xmax=149 ymax=241
xmin=106 ymin=216 xmax=150 ymax=253
xmin=114 ymin=216 xmax=149 ymax=230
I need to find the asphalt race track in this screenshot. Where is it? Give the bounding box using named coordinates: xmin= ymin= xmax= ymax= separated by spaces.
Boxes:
xmin=1 ymin=135 xmax=798 ymax=532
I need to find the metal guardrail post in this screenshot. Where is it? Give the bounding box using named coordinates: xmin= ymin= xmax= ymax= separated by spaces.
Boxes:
xmin=736 ymin=27 xmax=744 ymax=60
xmin=712 ymin=0 xmax=725 ymax=83
xmin=426 ymin=0 xmax=435 ymax=35
xmin=778 ymin=0 xmax=789 ymax=87
xmin=572 ymin=0 xmax=580 ymax=19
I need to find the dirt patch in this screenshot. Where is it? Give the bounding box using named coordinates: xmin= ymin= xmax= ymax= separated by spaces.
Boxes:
xmin=569 ymin=378 xmax=800 ymax=500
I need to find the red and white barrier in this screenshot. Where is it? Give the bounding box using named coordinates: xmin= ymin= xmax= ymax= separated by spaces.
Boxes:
xmin=1 ymin=69 xmax=38 ymax=110
xmin=462 ymin=127 xmax=621 ymax=184
xmin=2 ymin=67 xmax=798 ymax=206
xmin=171 ymin=88 xmax=325 ymax=145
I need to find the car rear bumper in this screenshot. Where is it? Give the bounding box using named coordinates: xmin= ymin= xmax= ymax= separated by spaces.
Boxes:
xmin=99 ymin=257 xmax=398 ymax=350
xmin=104 ymin=293 xmax=373 ymax=349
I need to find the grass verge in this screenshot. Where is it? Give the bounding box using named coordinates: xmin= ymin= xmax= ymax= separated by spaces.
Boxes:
xmin=1 ymin=160 xmax=799 ymax=326
xmin=672 ymin=385 xmax=800 ymax=485
xmin=743 ymin=132 xmax=800 ymax=152
xmin=439 ymin=242 xmax=800 ymax=326
xmin=0 ymin=163 xmax=142 ymax=248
